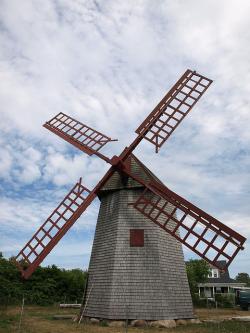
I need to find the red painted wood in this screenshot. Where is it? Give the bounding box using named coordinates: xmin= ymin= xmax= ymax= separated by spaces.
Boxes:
xmin=135 ymin=70 xmax=212 ymax=152
xmin=127 ymin=176 xmax=246 ymax=270
xmin=15 ymin=179 xmax=95 ymax=279
xmin=44 ymin=112 xmax=116 ymax=163
xmin=130 ymin=229 xmax=144 ymax=247
xmin=14 ymin=69 xmax=246 ymax=279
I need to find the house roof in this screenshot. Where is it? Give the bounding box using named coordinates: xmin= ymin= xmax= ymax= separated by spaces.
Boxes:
xmin=207 ymin=276 xmax=236 ymax=284
xmin=206 ymin=260 xmax=239 ymax=284
xmin=211 ymin=260 xmax=227 ymax=270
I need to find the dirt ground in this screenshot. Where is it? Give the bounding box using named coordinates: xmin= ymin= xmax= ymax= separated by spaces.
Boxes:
xmin=1 ymin=305 xmax=250 ymax=333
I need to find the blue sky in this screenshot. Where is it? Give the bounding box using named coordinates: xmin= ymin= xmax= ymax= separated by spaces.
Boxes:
xmin=0 ymin=0 xmax=250 ymax=278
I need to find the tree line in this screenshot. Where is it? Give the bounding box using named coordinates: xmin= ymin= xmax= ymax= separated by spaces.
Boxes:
xmin=0 ymin=252 xmax=249 ymax=306
xmin=0 ymin=253 xmax=87 ymax=305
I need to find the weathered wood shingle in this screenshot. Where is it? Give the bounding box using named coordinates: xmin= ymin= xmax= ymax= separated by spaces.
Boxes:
xmin=83 ymin=157 xmax=193 ymax=320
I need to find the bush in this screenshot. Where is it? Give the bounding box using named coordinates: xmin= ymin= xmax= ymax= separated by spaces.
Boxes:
xmin=193 ymin=294 xmax=215 ymax=308
xmin=193 ymin=295 xmax=208 ymax=308
xmin=215 ymin=293 xmax=235 ymax=308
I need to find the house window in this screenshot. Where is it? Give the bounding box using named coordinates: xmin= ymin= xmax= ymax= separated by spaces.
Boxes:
xmin=213 ymin=269 xmax=219 ymax=278
xmin=208 ymin=268 xmax=219 ymax=278
xmin=130 ymin=229 xmax=144 ymax=247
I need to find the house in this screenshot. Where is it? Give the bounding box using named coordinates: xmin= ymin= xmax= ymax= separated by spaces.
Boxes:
xmin=198 ymin=260 xmax=245 ymax=298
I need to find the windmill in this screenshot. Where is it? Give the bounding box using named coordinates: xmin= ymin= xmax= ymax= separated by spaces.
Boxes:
xmin=15 ymin=69 xmax=246 ymax=321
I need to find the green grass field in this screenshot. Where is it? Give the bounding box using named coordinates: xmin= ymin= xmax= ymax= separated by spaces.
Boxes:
xmin=1 ymin=306 xmax=250 ymax=333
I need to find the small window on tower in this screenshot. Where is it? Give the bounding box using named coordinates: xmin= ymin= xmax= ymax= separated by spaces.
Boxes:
xmin=130 ymin=229 xmax=144 ymax=247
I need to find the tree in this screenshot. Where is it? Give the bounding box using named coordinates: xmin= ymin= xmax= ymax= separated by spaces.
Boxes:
xmin=186 ymin=259 xmax=210 ymax=299
xmin=0 ymin=254 xmax=24 ymax=304
xmin=235 ymin=273 xmax=250 ymax=286
xmin=0 ymin=254 xmax=88 ymax=305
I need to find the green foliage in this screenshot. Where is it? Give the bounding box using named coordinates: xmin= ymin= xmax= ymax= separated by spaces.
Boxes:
xmin=192 ymin=294 xmax=217 ymax=308
xmin=191 ymin=293 xmax=207 ymax=307
xmin=100 ymin=320 xmax=109 ymax=327
xmin=0 ymin=255 xmax=87 ymax=306
xmin=186 ymin=259 xmax=210 ymax=300
xmin=235 ymin=272 xmax=250 ymax=286
xmin=215 ymin=293 xmax=235 ymax=308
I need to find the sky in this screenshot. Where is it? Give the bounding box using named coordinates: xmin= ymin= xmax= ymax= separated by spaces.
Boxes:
xmin=0 ymin=0 xmax=250 ymax=278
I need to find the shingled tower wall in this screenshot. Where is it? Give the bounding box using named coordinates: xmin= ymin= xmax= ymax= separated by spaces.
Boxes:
xmin=83 ymin=156 xmax=194 ymax=320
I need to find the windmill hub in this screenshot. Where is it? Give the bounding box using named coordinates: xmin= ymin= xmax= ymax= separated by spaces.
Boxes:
xmin=110 ymin=155 xmax=123 ymax=166
xmin=14 ymin=70 xmax=246 ymax=321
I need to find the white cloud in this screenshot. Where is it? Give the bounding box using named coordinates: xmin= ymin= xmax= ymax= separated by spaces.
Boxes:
xmin=0 ymin=0 xmax=249 ymax=273
xmin=0 ymin=148 xmax=12 ymax=179
xmin=0 ymin=138 xmax=44 ymax=184
xmin=0 ymin=196 xmax=54 ymax=232
xmin=43 ymin=148 xmax=109 ymax=188
xmin=14 ymin=147 xmax=42 ymax=184
xmin=0 ymin=189 xmax=98 ymax=263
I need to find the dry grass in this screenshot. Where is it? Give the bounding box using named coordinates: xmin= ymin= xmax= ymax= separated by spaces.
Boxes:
xmin=0 ymin=305 xmax=250 ymax=333
xmin=195 ymin=307 xmax=250 ymax=320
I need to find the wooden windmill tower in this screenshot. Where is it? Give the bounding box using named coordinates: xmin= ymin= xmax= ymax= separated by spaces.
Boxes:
xmin=15 ymin=70 xmax=246 ymax=321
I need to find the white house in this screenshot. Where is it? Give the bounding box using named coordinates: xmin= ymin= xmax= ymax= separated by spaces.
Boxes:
xmin=198 ymin=260 xmax=245 ymax=298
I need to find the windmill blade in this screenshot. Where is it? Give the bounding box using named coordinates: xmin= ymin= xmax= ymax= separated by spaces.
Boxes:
xmin=129 ymin=179 xmax=245 ymax=270
xmin=44 ymin=112 xmax=117 ymax=163
xmin=15 ymin=179 xmax=96 ymax=279
xmin=135 ymin=70 xmax=212 ymax=152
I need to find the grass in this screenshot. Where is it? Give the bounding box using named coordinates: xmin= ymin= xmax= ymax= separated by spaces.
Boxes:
xmin=0 ymin=305 xmax=250 ymax=333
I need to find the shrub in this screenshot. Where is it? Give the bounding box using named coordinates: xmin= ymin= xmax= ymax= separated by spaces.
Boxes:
xmin=215 ymin=293 xmax=235 ymax=308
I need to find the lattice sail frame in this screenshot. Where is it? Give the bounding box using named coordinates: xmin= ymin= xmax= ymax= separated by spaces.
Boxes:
xmin=129 ymin=180 xmax=245 ymax=269
xmin=14 ymin=68 xmax=246 ymax=279
xmin=16 ymin=179 xmax=95 ymax=279
xmin=136 ymin=70 xmax=212 ymax=152
xmin=44 ymin=112 xmax=116 ymax=158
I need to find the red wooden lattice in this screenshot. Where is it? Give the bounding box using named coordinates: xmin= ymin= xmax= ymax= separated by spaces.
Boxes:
xmin=13 ymin=69 xmax=246 ymax=279
xmin=136 ymin=70 xmax=212 ymax=152
xmin=44 ymin=112 xmax=116 ymax=156
xmin=15 ymin=179 xmax=95 ymax=279
xmin=130 ymin=182 xmax=245 ymax=270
